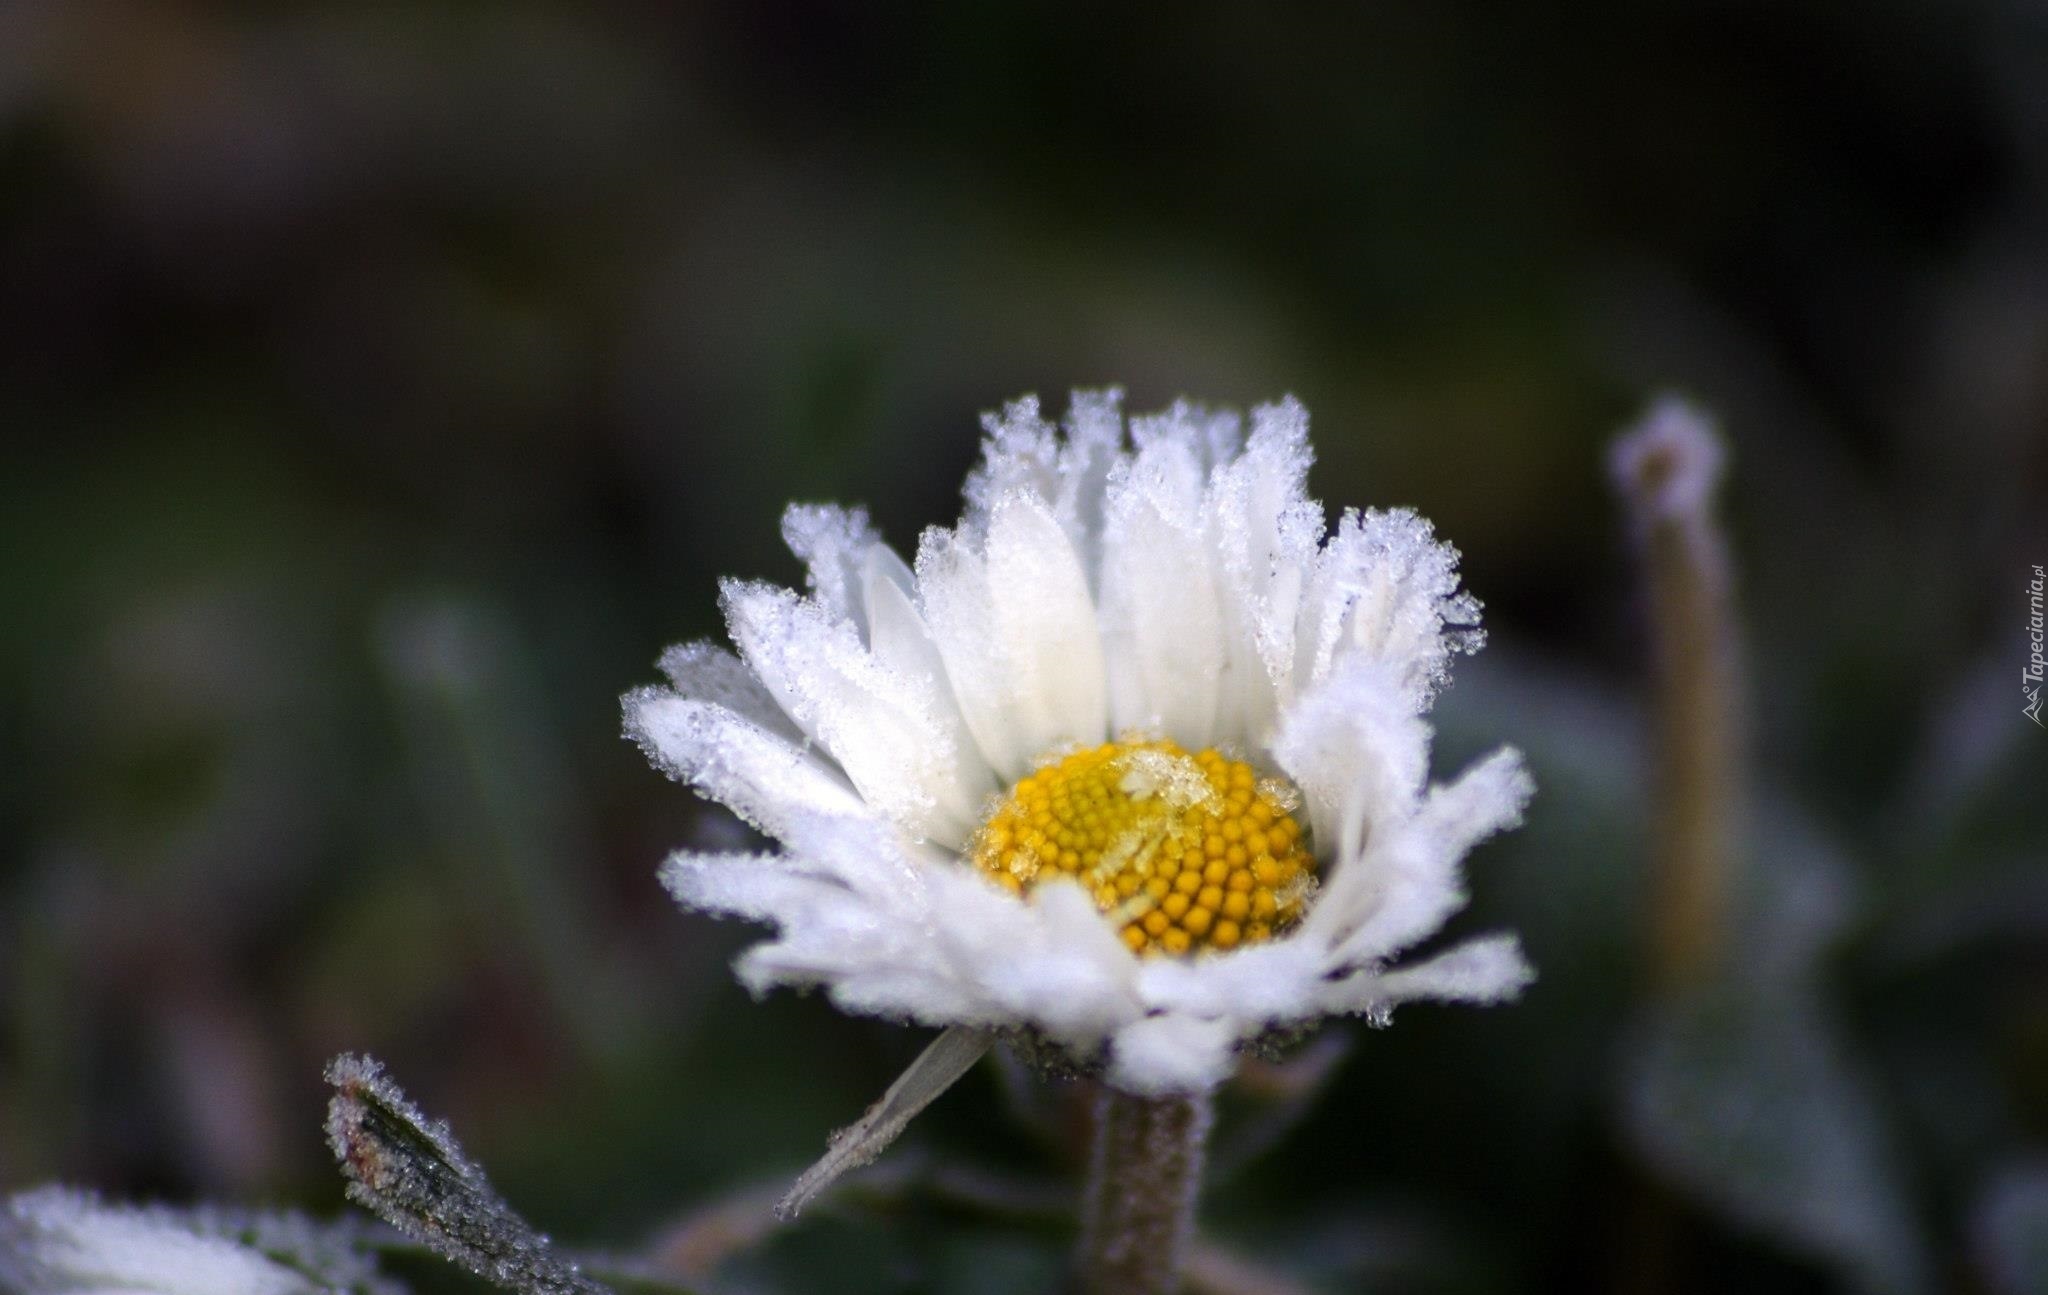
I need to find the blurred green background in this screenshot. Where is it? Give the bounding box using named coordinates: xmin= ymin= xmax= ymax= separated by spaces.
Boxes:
xmin=2 ymin=2 xmax=2045 ymax=1292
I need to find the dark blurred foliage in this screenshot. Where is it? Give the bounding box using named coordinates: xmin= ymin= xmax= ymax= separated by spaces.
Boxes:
xmin=2 ymin=2 xmax=2045 ymax=1293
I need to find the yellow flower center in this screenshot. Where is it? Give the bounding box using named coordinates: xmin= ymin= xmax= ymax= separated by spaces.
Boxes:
xmin=969 ymin=739 xmax=1317 ymax=956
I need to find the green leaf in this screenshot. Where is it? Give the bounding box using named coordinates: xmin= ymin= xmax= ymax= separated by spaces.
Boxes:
xmin=325 ymin=1054 xmax=614 ymax=1295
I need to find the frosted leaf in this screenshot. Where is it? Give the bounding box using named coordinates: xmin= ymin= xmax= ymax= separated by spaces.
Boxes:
xmin=1622 ymin=810 xmax=1927 ymax=1294
xmin=324 ymin=1055 xmax=612 ymax=1295
xmin=1623 ymin=987 xmax=1929 ymax=1295
xmin=0 ymin=1186 xmax=401 ymax=1295
xmin=1974 ymin=1164 xmax=2048 ymax=1295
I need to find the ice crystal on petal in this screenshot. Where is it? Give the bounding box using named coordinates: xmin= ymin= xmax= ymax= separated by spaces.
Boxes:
xmin=722 ymin=579 xmax=992 ymax=845
xmin=780 ymin=503 xmax=881 ymax=629
xmin=1099 ymin=440 xmax=1228 ymax=743
xmin=1206 ymin=399 xmax=1321 ymax=741
xmin=964 ymin=393 xmax=1123 ymax=575
xmin=1299 ymin=508 xmax=1485 ymax=711
xmin=656 ymin=640 xmax=805 ymax=742
xmin=623 ymin=690 xmax=868 ymax=836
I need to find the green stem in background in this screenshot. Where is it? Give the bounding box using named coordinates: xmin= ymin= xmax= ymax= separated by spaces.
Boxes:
xmin=1077 ymin=1087 xmax=1213 ymax=1295
xmin=1609 ymin=400 xmax=1742 ymax=995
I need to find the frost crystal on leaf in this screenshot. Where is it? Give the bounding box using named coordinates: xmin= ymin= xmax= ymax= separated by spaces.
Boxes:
xmin=324 ymin=1054 xmax=612 ymax=1295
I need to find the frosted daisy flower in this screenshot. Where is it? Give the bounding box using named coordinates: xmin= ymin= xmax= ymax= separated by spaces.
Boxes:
xmin=625 ymin=391 xmax=1532 ymax=1118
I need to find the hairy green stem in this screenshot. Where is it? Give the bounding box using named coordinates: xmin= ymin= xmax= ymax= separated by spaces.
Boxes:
xmin=1077 ymin=1087 xmax=1213 ymax=1295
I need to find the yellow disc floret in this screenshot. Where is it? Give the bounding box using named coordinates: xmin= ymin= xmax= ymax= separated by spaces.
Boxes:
xmin=968 ymin=739 xmax=1317 ymax=957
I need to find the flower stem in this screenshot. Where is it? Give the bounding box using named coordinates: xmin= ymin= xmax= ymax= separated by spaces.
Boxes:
xmin=1609 ymin=399 xmax=1741 ymax=994
xmin=1077 ymin=1087 xmax=1213 ymax=1295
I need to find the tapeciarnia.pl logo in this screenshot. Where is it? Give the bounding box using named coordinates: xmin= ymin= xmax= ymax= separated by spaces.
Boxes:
xmin=2027 ymin=563 xmax=2045 ymax=728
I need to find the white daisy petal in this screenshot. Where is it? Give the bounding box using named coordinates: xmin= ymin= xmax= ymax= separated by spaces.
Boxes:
xmin=657 ymin=640 xmax=806 ymax=743
xmin=1053 ymin=388 xmax=1126 ymax=577
xmin=981 ymin=492 xmax=1109 ymax=756
xmin=1100 ymin=437 xmax=1226 ymax=743
xmin=1321 ymin=745 xmax=1533 ymax=967
xmin=1109 ymin=1014 xmax=1239 ymax=1096
xmin=1206 ymin=397 xmax=1322 ymax=745
xmin=1415 ymin=745 xmax=1536 ymax=861
xmin=964 ymin=391 xmax=1124 ymax=577
xmin=661 ymin=850 xmax=881 ymax=933
xmin=1133 ymin=939 xmax=1328 ymax=1025
xmin=1295 ymin=507 xmax=1484 ymax=708
xmin=1128 ymin=399 xmax=1243 ymax=465
xmin=914 ymin=526 xmax=1027 ymax=775
xmin=961 ymin=395 xmax=1061 ymax=531
xmin=1271 ymin=663 xmax=1429 ymax=874
xmin=860 ymin=541 xmax=918 ymax=602
xmin=983 ymin=881 xmax=1141 ymax=1045
xmin=861 ymin=549 xmax=995 ymax=799
xmin=917 ymin=494 xmax=1109 ymax=778
xmin=781 ymin=503 xmax=882 ymax=630
xmin=623 ymin=690 xmax=867 ymax=836
xmin=1314 ymin=933 xmax=1536 ymax=1017
xmin=722 ymin=580 xmax=989 ymax=846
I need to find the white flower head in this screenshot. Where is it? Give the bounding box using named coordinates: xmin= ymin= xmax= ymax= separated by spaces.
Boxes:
xmin=0 ymin=1186 xmax=399 ymax=1295
xmin=626 ymin=392 xmax=1534 ymax=1101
